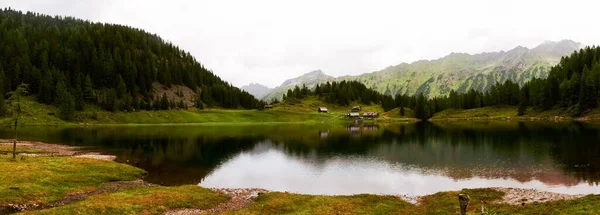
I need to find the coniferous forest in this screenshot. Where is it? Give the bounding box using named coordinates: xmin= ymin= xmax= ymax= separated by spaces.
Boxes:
xmin=280 ymin=46 xmax=600 ymax=120
xmin=2 ymin=8 xmax=600 ymax=122
xmin=0 ymin=8 xmax=262 ymax=120
xmin=280 ymin=80 xmax=398 ymax=112
xmin=398 ymin=46 xmax=600 ymax=119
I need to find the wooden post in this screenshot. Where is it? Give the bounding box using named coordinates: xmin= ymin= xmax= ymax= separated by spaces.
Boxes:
xmin=480 ymin=200 xmax=485 ymax=215
xmin=458 ymin=194 xmax=469 ymax=215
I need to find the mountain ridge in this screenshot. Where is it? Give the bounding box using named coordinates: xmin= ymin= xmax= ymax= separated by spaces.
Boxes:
xmin=262 ymin=70 xmax=335 ymax=101
xmin=262 ymin=40 xmax=583 ymax=101
xmin=241 ymin=83 xmax=272 ymax=99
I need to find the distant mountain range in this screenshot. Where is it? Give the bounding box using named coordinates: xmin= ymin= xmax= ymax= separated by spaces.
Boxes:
xmin=261 ymin=70 xmax=335 ymax=101
xmin=241 ymin=83 xmax=273 ymax=99
xmin=259 ymin=40 xmax=583 ymax=101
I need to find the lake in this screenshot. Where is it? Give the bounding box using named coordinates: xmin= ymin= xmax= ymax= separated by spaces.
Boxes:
xmin=3 ymin=121 xmax=600 ymax=196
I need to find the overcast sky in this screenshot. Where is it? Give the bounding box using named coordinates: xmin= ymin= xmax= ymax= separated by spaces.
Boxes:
xmin=3 ymin=0 xmax=599 ymax=88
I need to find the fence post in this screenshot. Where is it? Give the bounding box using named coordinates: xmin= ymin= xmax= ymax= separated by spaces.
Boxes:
xmin=458 ymin=194 xmax=469 ymax=215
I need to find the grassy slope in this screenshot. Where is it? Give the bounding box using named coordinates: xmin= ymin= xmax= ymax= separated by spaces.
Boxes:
xmin=0 ymin=96 xmax=415 ymax=125
xmin=0 ymin=154 xmax=228 ymax=214
xmin=431 ymin=106 xmax=600 ymax=120
xmin=28 ymin=186 xmax=228 ymax=215
xmin=0 ymin=155 xmax=145 ymax=205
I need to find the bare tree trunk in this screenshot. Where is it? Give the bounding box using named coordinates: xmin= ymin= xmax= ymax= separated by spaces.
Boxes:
xmin=458 ymin=194 xmax=469 ymax=215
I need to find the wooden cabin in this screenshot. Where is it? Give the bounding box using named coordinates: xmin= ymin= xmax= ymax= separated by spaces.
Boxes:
xmin=347 ymin=112 xmax=360 ymax=118
xmin=351 ymin=106 xmax=362 ymax=112
xmin=318 ymin=107 xmax=329 ymax=113
xmin=263 ymin=105 xmax=273 ymax=109
xmin=362 ymin=112 xmax=379 ymax=118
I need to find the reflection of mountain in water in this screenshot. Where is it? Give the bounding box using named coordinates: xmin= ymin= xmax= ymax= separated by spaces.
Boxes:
xmin=1 ymin=122 xmax=599 ymax=187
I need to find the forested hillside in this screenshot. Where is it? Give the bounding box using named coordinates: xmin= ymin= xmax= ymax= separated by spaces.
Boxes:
xmin=339 ymin=40 xmax=581 ymax=98
xmin=399 ymin=46 xmax=600 ymax=119
xmin=0 ymin=8 xmax=261 ymax=119
xmin=262 ymin=70 xmax=335 ymax=101
xmin=280 ymin=80 xmax=398 ymax=112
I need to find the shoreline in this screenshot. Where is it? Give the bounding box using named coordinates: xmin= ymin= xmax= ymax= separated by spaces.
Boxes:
xmin=1 ymin=140 xmax=589 ymax=210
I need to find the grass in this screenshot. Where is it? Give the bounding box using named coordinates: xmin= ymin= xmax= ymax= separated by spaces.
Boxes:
xmin=227 ymin=193 xmax=413 ymax=215
xmin=0 ymin=154 xmax=146 ymax=206
xmin=0 ymin=96 xmax=415 ymax=125
xmin=431 ymin=106 xmax=600 ymax=121
xmin=431 ymin=106 xmax=518 ymax=120
xmin=227 ymin=189 xmax=600 ymax=215
xmin=0 ymin=146 xmax=44 ymax=153
xmin=27 ymin=185 xmax=229 ymax=215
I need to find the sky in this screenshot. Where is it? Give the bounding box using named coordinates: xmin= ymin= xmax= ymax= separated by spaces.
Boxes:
xmin=2 ymin=0 xmax=599 ymax=88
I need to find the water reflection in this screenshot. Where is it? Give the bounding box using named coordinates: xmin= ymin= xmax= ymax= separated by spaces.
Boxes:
xmin=200 ymin=140 xmax=598 ymax=196
xmin=2 ymin=122 xmax=600 ymax=195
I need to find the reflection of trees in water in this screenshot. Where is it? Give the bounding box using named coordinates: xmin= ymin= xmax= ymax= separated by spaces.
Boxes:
xmin=2 ymin=122 xmax=600 ymax=186
xmin=264 ymin=122 xmax=600 ymax=186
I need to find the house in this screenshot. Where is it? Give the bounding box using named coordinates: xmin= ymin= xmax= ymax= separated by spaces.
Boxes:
xmin=351 ymin=106 xmax=362 ymax=112
xmin=347 ymin=112 xmax=360 ymax=118
xmin=318 ymin=107 xmax=329 ymax=113
xmin=363 ymin=112 xmax=379 ymax=118
xmin=263 ymin=105 xmax=273 ymax=109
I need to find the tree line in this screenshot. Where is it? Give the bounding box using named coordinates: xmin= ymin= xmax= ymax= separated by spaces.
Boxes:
xmin=400 ymin=46 xmax=600 ymax=119
xmin=0 ymin=8 xmax=262 ymax=120
xmin=280 ymin=80 xmax=398 ymax=111
xmin=280 ymin=46 xmax=600 ymax=121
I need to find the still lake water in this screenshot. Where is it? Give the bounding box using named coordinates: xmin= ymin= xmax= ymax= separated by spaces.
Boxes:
xmin=3 ymin=121 xmax=600 ymax=196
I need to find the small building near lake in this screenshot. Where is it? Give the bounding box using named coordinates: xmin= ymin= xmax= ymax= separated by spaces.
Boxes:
xmin=318 ymin=107 xmax=329 ymax=113
xmin=362 ymin=112 xmax=379 ymax=118
xmin=263 ymin=105 xmax=273 ymax=109
xmin=347 ymin=112 xmax=360 ymax=118
xmin=351 ymin=106 xmax=362 ymax=112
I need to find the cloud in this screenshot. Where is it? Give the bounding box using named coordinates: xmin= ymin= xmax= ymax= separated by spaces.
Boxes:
xmin=3 ymin=0 xmax=599 ymax=88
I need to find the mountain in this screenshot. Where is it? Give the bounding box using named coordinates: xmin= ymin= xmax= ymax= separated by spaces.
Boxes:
xmin=338 ymin=40 xmax=583 ymax=98
xmin=0 ymin=8 xmax=262 ymax=115
xmin=262 ymin=40 xmax=583 ymax=100
xmin=262 ymin=70 xmax=335 ymax=101
xmin=241 ymin=83 xmax=272 ymax=99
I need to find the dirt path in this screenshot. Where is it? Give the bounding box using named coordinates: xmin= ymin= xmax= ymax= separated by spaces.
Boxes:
xmin=165 ymin=188 xmax=269 ymax=215
xmin=4 ymin=180 xmax=155 ymax=213
xmin=0 ymin=139 xmax=116 ymax=161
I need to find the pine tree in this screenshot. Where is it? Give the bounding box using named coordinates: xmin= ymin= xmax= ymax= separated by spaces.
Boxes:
xmin=116 ymin=75 xmax=127 ymax=98
xmin=160 ymin=93 xmax=169 ymax=110
xmin=415 ymin=94 xmax=428 ymax=120
xmin=59 ymin=90 xmax=75 ymax=120
xmin=0 ymin=70 xmax=5 ymax=116
xmin=73 ymin=75 xmax=85 ymax=111
xmin=83 ymin=74 xmax=94 ymax=101
xmin=55 ymin=80 xmax=75 ymax=120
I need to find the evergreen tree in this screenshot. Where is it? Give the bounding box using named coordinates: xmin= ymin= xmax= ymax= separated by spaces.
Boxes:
xmin=116 ymin=75 xmax=127 ymax=98
xmin=55 ymin=80 xmax=75 ymax=120
xmin=83 ymin=74 xmax=94 ymax=101
xmin=0 ymin=70 xmax=5 ymax=116
xmin=73 ymin=75 xmax=85 ymax=111
xmin=0 ymin=9 xmax=262 ymax=111
xmin=414 ymin=94 xmax=429 ymax=120
xmin=160 ymin=93 xmax=169 ymax=110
